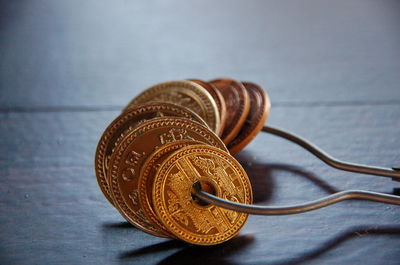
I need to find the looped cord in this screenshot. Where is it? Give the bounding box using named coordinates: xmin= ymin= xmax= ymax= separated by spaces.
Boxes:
xmin=192 ymin=182 xmax=400 ymax=216
xmin=262 ymin=126 xmax=400 ymax=181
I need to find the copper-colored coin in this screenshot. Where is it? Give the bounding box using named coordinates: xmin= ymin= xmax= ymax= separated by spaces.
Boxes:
xmin=189 ymin=79 xmax=226 ymax=137
xmin=228 ymin=82 xmax=271 ymax=155
xmin=124 ymin=80 xmax=221 ymax=134
xmin=138 ymin=140 xmax=207 ymax=236
xmin=108 ymin=117 xmax=227 ymax=238
xmin=153 ymin=144 xmax=252 ymax=245
xmin=95 ymin=102 xmax=208 ymax=206
xmin=209 ymin=78 xmax=250 ymax=145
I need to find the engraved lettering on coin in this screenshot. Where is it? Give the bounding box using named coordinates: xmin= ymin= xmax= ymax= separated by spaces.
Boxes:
xmin=108 ymin=117 xmax=227 ymax=238
xmin=129 ymin=190 xmax=139 ymax=205
xmin=95 ymin=102 xmax=208 ymax=206
xmin=125 ymin=151 xmax=145 ymax=166
xmin=122 ymin=167 xmax=136 ymax=182
xmin=159 ymin=128 xmax=195 ymax=145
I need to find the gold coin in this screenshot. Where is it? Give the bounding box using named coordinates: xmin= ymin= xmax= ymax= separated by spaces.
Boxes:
xmin=139 ymin=140 xmax=221 ymax=236
xmin=228 ymin=81 xmax=271 ymax=155
xmin=124 ymin=80 xmax=221 ymax=134
xmin=108 ymin=117 xmax=227 ymax=238
xmin=95 ymin=102 xmax=208 ymax=206
xmin=153 ymin=144 xmax=252 ymax=245
xmin=189 ymin=79 xmax=227 ymax=137
xmin=209 ymin=78 xmax=250 ymax=145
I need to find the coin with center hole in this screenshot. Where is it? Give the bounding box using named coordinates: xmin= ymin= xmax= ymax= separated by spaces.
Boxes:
xmin=108 ymin=117 xmax=227 ymax=238
xmin=138 ymin=140 xmax=209 ymax=236
xmin=153 ymin=144 xmax=252 ymax=245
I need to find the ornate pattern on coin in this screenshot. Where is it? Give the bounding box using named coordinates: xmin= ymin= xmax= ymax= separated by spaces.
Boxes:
xmin=153 ymin=145 xmax=252 ymax=245
xmin=209 ymin=78 xmax=250 ymax=145
xmin=108 ymin=117 xmax=227 ymax=237
xmin=138 ymin=140 xmax=207 ymax=236
xmin=189 ymin=79 xmax=226 ymax=137
xmin=228 ymin=82 xmax=271 ymax=155
xmin=95 ymin=102 xmax=208 ymax=206
xmin=124 ymin=80 xmax=221 ymax=134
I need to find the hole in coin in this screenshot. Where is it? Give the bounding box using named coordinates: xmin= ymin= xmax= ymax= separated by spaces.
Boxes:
xmin=192 ymin=180 xmax=217 ymax=207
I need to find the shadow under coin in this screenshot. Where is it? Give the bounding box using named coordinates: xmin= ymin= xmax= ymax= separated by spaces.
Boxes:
xmin=157 ymin=234 xmax=255 ymax=265
xmin=264 ymin=163 xmax=339 ymax=194
xmin=235 ymin=151 xmax=275 ymax=203
xmin=235 ymin=151 xmax=338 ymax=205
xmin=119 ymin=239 xmax=189 ymax=259
xmin=102 ymin=221 xmax=136 ymax=229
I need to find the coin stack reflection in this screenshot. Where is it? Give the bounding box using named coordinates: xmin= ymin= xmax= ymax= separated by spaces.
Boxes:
xmin=95 ymin=79 xmax=270 ymax=245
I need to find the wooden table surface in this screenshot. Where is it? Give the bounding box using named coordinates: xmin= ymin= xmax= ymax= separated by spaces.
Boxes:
xmin=1 ymin=1 xmax=399 ymax=264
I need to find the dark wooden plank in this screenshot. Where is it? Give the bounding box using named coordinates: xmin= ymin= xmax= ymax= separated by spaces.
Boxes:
xmin=1 ymin=0 xmax=400 ymax=109
xmin=1 ymin=0 xmax=399 ymax=264
xmin=0 ymin=110 xmax=116 ymax=169
xmin=1 ymin=105 xmax=399 ymax=264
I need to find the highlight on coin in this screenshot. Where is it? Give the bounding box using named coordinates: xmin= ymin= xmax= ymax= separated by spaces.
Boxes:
xmin=95 ymin=78 xmax=400 ymax=246
xmin=94 ymin=78 xmax=271 ymax=245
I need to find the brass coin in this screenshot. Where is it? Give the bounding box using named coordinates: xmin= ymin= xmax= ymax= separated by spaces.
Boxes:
xmin=209 ymin=78 xmax=250 ymax=145
xmin=228 ymin=82 xmax=271 ymax=155
xmin=108 ymin=117 xmax=227 ymax=238
xmin=124 ymin=80 xmax=221 ymax=134
xmin=153 ymin=144 xmax=252 ymax=245
xmin=138 ymin=140 xmax=207 ymax=236
xmin=95 ymin=102 xmax=208 ymax=206
xmin=189 ymin=79 xmax=226 ymax=137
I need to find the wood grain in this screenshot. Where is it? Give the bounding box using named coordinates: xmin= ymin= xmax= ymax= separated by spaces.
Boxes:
xmin=1 ymin=0 xmax=400 ymax=108
xmin=0 ymin=0 xmax=399 ymax=264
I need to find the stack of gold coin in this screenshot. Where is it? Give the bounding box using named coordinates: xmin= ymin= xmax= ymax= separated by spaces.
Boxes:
xmin=95 ymin=79 xmax=270 ymax=245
